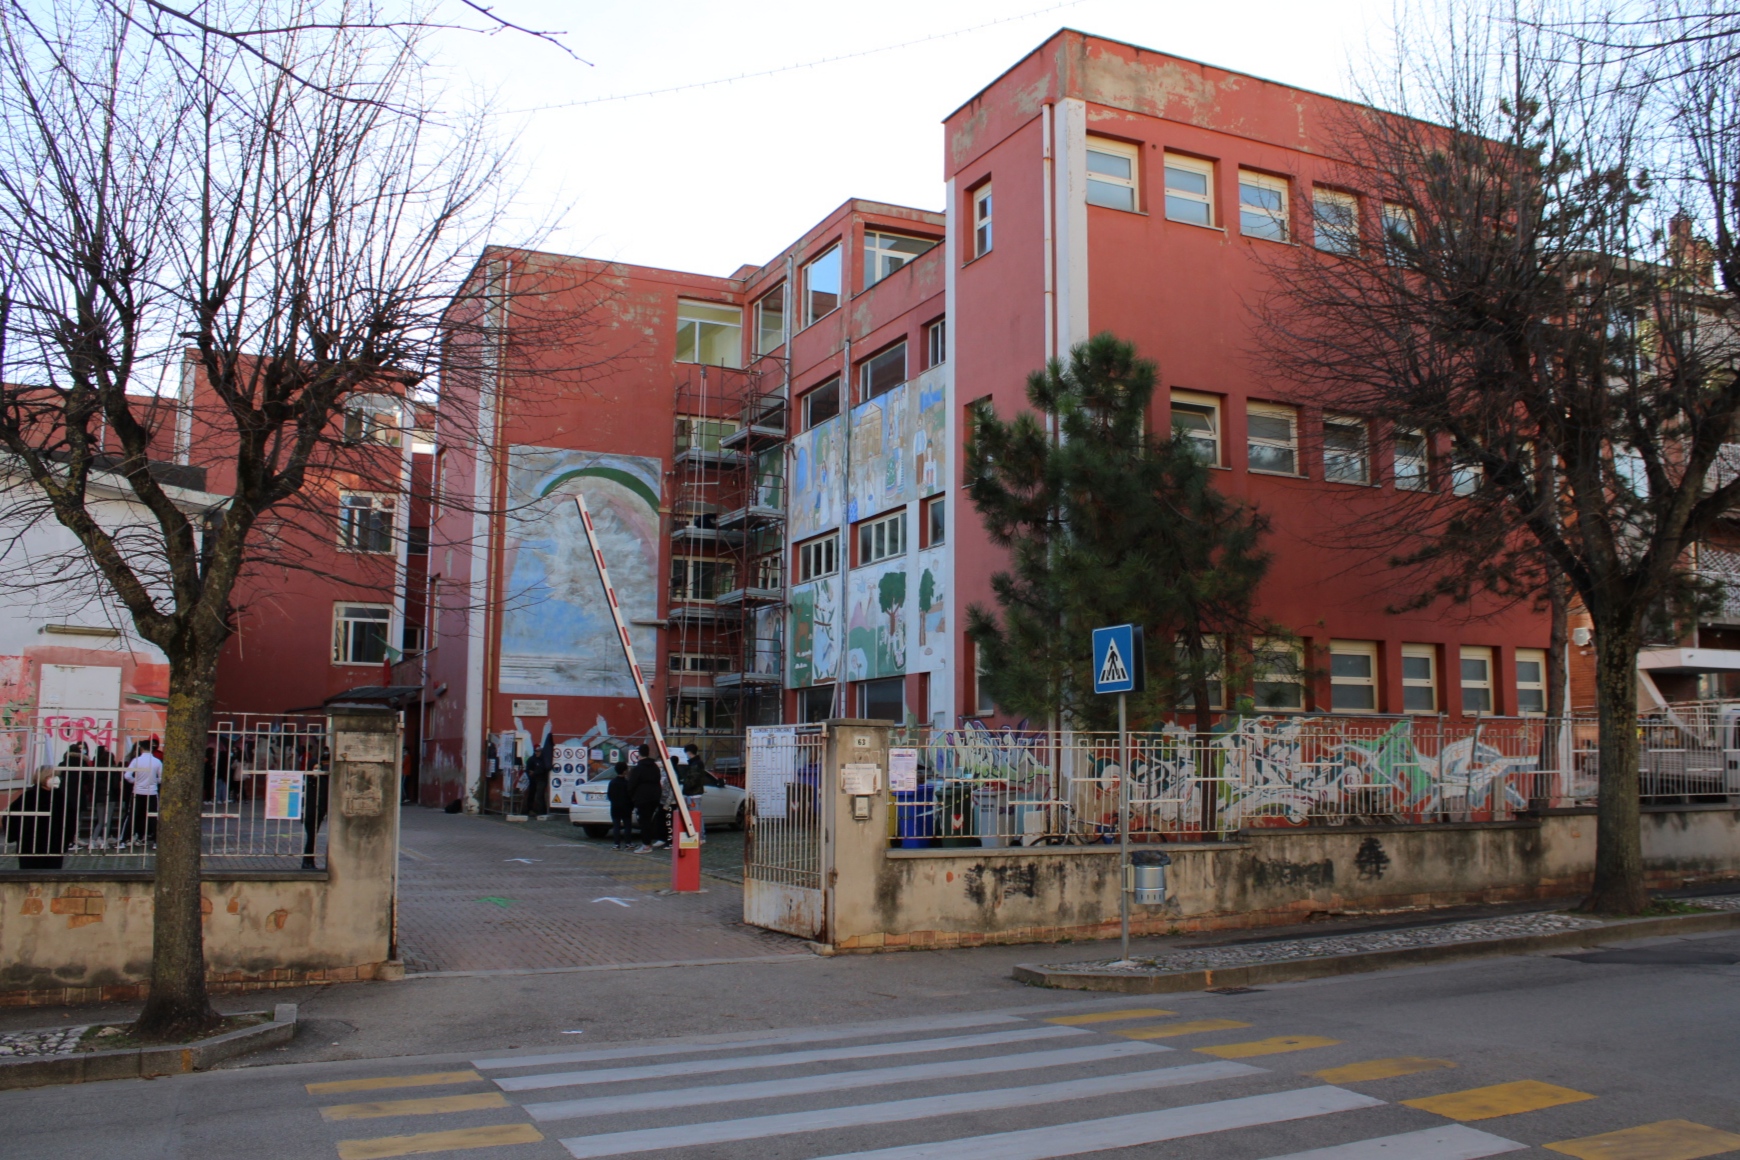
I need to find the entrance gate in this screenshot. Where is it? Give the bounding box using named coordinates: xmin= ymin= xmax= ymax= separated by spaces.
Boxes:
xmin=743 ymin=724 xmax=825 ymax=939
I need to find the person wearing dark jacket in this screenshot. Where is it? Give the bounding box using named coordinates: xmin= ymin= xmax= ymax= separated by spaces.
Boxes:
xmin=680 ymin=744 xmax=708 ymax=844
xmin=605 ymin=761 xmax=634 ymax=849
xmin=5 ymin=766 xmax=71 ymax=870
xmin=627 ymin=749 xmax=664 ymax=853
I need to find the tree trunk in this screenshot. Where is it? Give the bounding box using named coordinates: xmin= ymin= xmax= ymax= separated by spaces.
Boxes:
xmin=1542 ymin=574 xmax=1569 ymax=788
xmin=1584 ymin=616 xmax=1649 ymax=916
xmin=131 ymin=648 xmax=222 ymax=1041
xmin=1186 ymin=633 xmax=1217 ymax=836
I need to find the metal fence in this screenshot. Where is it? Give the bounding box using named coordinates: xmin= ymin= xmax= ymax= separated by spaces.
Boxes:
xmin=889 ymin=715 xmax=1607 ymax=847
xmin=0 ymin=715 xmax=333 ymax=872
xmin=744 ymin=724 xmax=823 ymax=889
xmin=1640 ymin=701 xmax=1740 ymax=798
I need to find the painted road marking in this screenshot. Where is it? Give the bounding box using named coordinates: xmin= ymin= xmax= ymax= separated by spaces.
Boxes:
xmin=321 ymin=1092 xmax=510 ymax=1121
xmin=557 ymin=1061 xmax=1263 ymax=1158
xmin=473 ymin=1010 xmax=1025 ymax=1070
xmin=1309 ymin=1057 xmax=1458 ymax=1084
xmin=497 ymin=1026 xmax=1090 ymax=1092
xmin=522 ymin=1040 xmax=1170 ymax=1122
xmin=1116 ymin=1019 xmax=1252 ymax=1040
xmin=801 ymin=1086 xmax=1385 ymax=1160
xmin=335 ymin=1123 xmax=544 ymax=1160
xmin=1197 ymin=1036 xmax=1343 ymax=1059
xmin=1256 ymin=1124 xmax=1528 ymax=1159
xmin=1045 ymin=1008 xmax=1175 ymax=1025
xmin=306 ymin=1071 xmax=484 ymax=1096
xmin=1544 ymin=1119 xmax=1740 ymax=1160
xmin=1405 ymin=1080 xmax=1597 ymax=1121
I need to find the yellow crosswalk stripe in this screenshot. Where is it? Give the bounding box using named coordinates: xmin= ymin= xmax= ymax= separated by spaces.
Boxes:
xmin=335 ymin=1123 xmax=544 ymax=1159
xmin=1115 ymin=1019 xmax=1252 ymax=1040
xmin=1404 ymin=1080 xmax=1596 ymax=1121
xmin=307 ymin=1071 xmax=484 ymax=1096
xmin=1045 ymin=1008 xmax=1176 ymax=1025
xmin=1310 ymin=1057 xmax=1458 ymax=1083
xmin=1544 ymin=1119 xmax=1740 ymax=1160
xmin=1195 ymin=1035 xmax=1342 ymax=1059
xmin=321 ymin=1092 xmax=509 ymax=1122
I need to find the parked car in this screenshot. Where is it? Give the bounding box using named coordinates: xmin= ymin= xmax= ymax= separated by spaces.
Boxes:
xmin=569 ymin=770 xmax=746 ymax=837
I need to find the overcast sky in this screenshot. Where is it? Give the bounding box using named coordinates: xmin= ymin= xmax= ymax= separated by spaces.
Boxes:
xmin=437 ymin=0 xmax=1397 ymax=277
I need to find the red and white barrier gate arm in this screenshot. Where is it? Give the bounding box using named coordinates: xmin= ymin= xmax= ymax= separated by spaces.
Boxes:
xmin=573 ymin=493 xmax=701 ymax=892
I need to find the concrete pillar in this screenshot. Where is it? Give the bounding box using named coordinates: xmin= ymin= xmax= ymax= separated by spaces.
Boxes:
xmin=328 ymin=707 xmax=403 ymax=974
xmin=822 ymin=719 xmax=890 ymax=948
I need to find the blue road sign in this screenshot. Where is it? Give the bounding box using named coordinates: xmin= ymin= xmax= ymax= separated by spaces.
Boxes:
xmin=1092 ymin=624 xmax=1145 ymax=695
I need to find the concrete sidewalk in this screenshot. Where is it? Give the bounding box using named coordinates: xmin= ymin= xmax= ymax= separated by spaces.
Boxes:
xmin=394 ymin=808 xmax=805 ymax=974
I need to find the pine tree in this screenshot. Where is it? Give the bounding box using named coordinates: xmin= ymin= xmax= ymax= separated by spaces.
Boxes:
xmin=964 ymin=333 xmax=1280 ymax=737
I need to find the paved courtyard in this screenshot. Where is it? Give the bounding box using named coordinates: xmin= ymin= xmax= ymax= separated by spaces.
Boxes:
xmin=394 ymin=808 xmax=805 ymax=974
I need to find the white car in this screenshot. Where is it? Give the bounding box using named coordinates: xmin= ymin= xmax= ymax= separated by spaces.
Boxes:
xmin=568 ymin=771 xmax=746 ymax=838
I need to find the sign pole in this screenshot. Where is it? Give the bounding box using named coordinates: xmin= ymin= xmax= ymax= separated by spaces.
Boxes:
xmin=1092 ymin=622 xmax=1143 ymax=967
xmin=1118 ymin=690 xmax=1130 ymax=964
xmin=573 ymin=494 xmax=700 ymax=892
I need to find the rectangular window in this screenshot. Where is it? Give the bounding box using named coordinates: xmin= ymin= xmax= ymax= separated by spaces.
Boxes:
xmin=1247 ymin=402 xmax=1299 ymax=475
xmin=796 ymin=534 xmax=838 ymax=582
xmin=1461 ymin=646 xmax=1494 ymax=714
xmin=401 ymin=622 xmax=425 ymax=655
xmin=1395 ymin=428 xmax=1431 ymax=491
xmin=342 ymin=395 xmax=403 ymax=447
xmin=1171 ymin=390 xmax=1222 ymax=465
xmin=802 ymin=377 xmax=840 ymax=429
xmin=1516 ymin=648 xmax=1548 ymax=715
xmin=857 ymin=509 xmax=906 ymax=566
xmin=1086 ymin=138 xmax=1140 ymax=212
xmin=803 ymin=245 xmax=841 ymax=325
xmin=670 ymin=557 xmax=731 ymax=603
xmin=668 ymin=652 xmax=735 ymax=674
xmin=407 ymin=525 xmax=429 ymax=557
xmin=1323 ymin=415 xmax=1369 ymax=484
xmin=1177 ymin=636 xmax=1224 ymax=711
xmin=1330 ymin=640 xmax=1379 ymax=712
xmin=675 ymin=299 xmax=743 ymax=368
xmin=1239 ymin=171 xmax=1289 ymax=242
xmin=753 ymin=286 xmax=785 ymax=354
xmin=926 ymin=318 xmax=947 ymax=368
xmin=864 ymin=231 xmax=937 ymax=289
xmin=1313 ymin=187 xmax=1360 ymax=254
xmin=333 ymin=603 xmax=392 ymax=665
xmin=858 ymin=677 xmax=905 ymax=723
xmin=1253 ymin=638 xmax=1304 ymax=710
xmin=1163 ymin=154 xmax=1213 ymax=226
xmin=858 ymin=341 xmax=906 ymax=403
xmin=923 ymin=494 xmax=945 ymax=547
xmin=972 ymin=185 xmax=993 ymax=256
xmin=973 ymin=644 xmax=995 ymax=716
xmin=1452 ymin=440 xmax=1482 ymax=496
xmin=799 ymin=685 xmax=836 ymax=724
xmin=1402 ymin=644 xmax=1438 ymax=712
xmin=1382 ymin=202 xmax=1416 ymax=262
xmin=338 ymin=492 xmax=396 ymax=554
xmin=675 ymin=416 xmax=738 ymax=452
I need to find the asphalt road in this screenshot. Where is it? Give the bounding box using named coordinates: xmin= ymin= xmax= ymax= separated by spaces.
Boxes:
xmin=6 ymin=927 xmax=1740 ymax=1159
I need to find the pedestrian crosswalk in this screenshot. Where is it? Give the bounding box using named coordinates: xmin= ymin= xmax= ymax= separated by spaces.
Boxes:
xmin=302 ymin=1003 xmax=1740 ymax=1159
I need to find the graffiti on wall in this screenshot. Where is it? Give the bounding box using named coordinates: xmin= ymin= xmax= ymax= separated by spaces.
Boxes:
xmin=498 ymin=446 xmax=661 ymax=697
xmin=846 ymin=560 xmax=907 ymax=680
xmin=788 ymin=577 xmax=839 ymax=688
xmin=789 ymin=417 xmax=842 ymax=540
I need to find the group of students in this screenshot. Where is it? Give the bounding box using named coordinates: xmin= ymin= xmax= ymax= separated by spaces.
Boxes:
xmin=603 ymin=743 xmax=709 ymax=853
xmin=2 ymin=740 xmax=164 ymax=869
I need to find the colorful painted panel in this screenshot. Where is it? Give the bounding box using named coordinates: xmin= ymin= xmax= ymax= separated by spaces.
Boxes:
xmin=788 ymin=577 xmax=839 ymax=688
xmin=848 ymin=382 xmax=911 ymax=524
xmin=789 ymin=416 xmax=843 ymax=540
xmin=915 ymin=546 xmax=947 ymax=668
xmin=499 ymin=446 xmax=661 ymax=697
xmin=846 ymin=560 xmax=908 ymax=681
xmin=914 ymin=368 xmax=947 ymax=498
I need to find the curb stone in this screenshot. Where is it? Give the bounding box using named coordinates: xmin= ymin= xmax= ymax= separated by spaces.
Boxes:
xmin=1011 ymin=911 xmax=1740 ymax=993
xmin=0 ymin=1003 xmax=298 ymax=1090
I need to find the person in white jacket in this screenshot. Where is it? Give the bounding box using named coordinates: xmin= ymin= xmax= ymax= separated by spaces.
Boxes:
xmin=122 ymin=740 xmax=163 ymax=847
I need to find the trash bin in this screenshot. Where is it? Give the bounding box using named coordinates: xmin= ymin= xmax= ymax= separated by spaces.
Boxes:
xmin=1131 ymin=850 xmax=1172 ymax=904
xmin=936 ymin=782 xmax=978 ymax=847
xmin=973 ymin=789 xmax=1043 ymax=848
xmin=894 ymin=784 xmax=936 ymax=848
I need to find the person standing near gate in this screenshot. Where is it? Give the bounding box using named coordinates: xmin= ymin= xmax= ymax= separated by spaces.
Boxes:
xmin=627 ymin=747 xmax=663 ymax=853
xmin=606 ymin=760 xmax=634 ymax=849
xmin=681 ymin=744 xmax=707 ymax=845
xmin=122 ymin=739 xmax=162 ymax=848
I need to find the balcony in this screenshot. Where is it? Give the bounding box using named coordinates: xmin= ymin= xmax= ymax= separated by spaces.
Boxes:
xmin=719 ymin=421 xmax=785 ymax=452
xmin=715 ymin=585 xmax=784 ymax=607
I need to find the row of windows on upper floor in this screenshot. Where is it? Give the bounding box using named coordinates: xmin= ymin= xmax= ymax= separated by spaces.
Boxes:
xmin=796 ymin=320 xmax=947 ymax=430
xmin=674 ymin=229 xmax=942 ymax=369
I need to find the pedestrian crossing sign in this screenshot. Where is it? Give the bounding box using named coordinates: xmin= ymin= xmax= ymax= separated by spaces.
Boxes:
xmin=1092 ymin=624 xmax=1145 ymax=695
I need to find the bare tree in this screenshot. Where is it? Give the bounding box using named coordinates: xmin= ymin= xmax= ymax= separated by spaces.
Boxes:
xmin=0 ymin=0 xmax=548 ymax=1038
xmin=1251 ymin=0 xmax=1740 ymax=915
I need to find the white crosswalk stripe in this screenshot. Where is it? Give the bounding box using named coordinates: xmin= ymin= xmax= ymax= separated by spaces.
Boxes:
xmin=557 ymin=1060 xmax=1262 ymax=1157
xmin=1254 ymin=1125 xmax=1529 ymax=1159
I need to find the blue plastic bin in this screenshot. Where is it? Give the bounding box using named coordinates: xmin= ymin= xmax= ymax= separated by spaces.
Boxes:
xmin=894 ymin=785 xmax=936 ymax=848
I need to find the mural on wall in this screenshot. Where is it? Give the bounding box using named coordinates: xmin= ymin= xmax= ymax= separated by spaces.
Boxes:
xmin=788 ymin=417 xmax=842 ymax=540
xmin=846 ymin=560 xmax=908 ymax=681
xmin=915 ymin=547 xmax=947 ymax=665
xmin=849 ymin=384 xmax=912 ymax=524
xmin=498 ymin=446 xmax=661 ymax=697
xmin=788 ymin=577 xmax=838 ymax=688
xmin=914 ymin=370 xmax=947 ymax=498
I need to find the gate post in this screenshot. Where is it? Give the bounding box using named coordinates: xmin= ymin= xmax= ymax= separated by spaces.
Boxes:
xmin=822 ymin=718 xmax=891 ymax=949
xmin=327 ymin=707 xmax=403 ymax=978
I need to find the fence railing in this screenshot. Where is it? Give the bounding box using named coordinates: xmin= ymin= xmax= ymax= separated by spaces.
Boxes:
xmin=1 ymin=715 xmax=333 ymax=872
xmin=888 ymin=715 xmax=1612 ymax=847
xmin=744 ymin=724 xmax=824 ymax=889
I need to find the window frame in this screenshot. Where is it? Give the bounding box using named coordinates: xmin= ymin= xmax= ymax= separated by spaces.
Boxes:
xmin=670 ymin=556 xmax=732 ymax=604
xmin=674 ymin=298 xmax=744 ymax=368
xmin=1322 ymin=414 xmax=1370 ymax=485
xmin=1401 ymin=644 xmax=1439 ymax=713
xmin=1086 ymin=137 xmax=1141 ymax=213
xmin=1451 ymin=439 xmax=1483 ymax=497
xmin=342 ymin=394 xmax=404 ymax=448
xmin=1176 ymin=635 xmax=1225 ymax=711
xmin=926 ymin=318 xmax=947 ymax=368
xmin=1394 ymin=427 xmax=1432 ymax=491
xmin=332 ymin=602 xmax=392 ymax=666
xmin=862 ymin=230 xmax=938 ymax=290
xmin=1516 ymin=647 xmax=1548 ymax=716
xmin=972 ymin=184 xmax=993 ymax=257
xmin=1460 ymin=645 xmax=1495 ymax=715
xmin=972 ymin=642 xmax=995 ymax=717
xmin=1382 ymin=201 xmax=1417 ymax=262
xmin=1253 ymin=637 xmax=1305 ymax=711
xmin=1246 ymin=402 xmax=1300 ymax=477
xmin=857 ymin=340 xmax=907 ymax=403
xmin=1162 ymin=153 xmax=1214 ymax=227
xmin=337 ymin=491 xmax=396 ymax=554
xmin=856 ymin=509 xmax=907 ymax=566
xmin=857 ymin=676 xmax=906 ymax=723
xmin=795 ymin=533 xmax=839 ymax=583
xmin=753 ymin=285 xmax=786 ymax=355
xmin=921 ymin=494 xmax=945 ymax=548
xmin=802 ymin=245 xmax=841 ymax=327
xmin=1238 ymin=170 xmax=1291 ymax=243
xmin=801 ymin=376 xmax=841 ymax=430
xmin=1170 ymin=389 xmax=1223 ymax=466
xmin=1329 ymin=640 xmax=1380 ymax=713
xmin=1312 ymin=187 xmax=1361 ymax=255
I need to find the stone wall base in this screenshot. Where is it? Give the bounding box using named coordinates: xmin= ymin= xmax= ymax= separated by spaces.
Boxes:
xmin=0 ymin=962 xmax=393 ymax=1008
